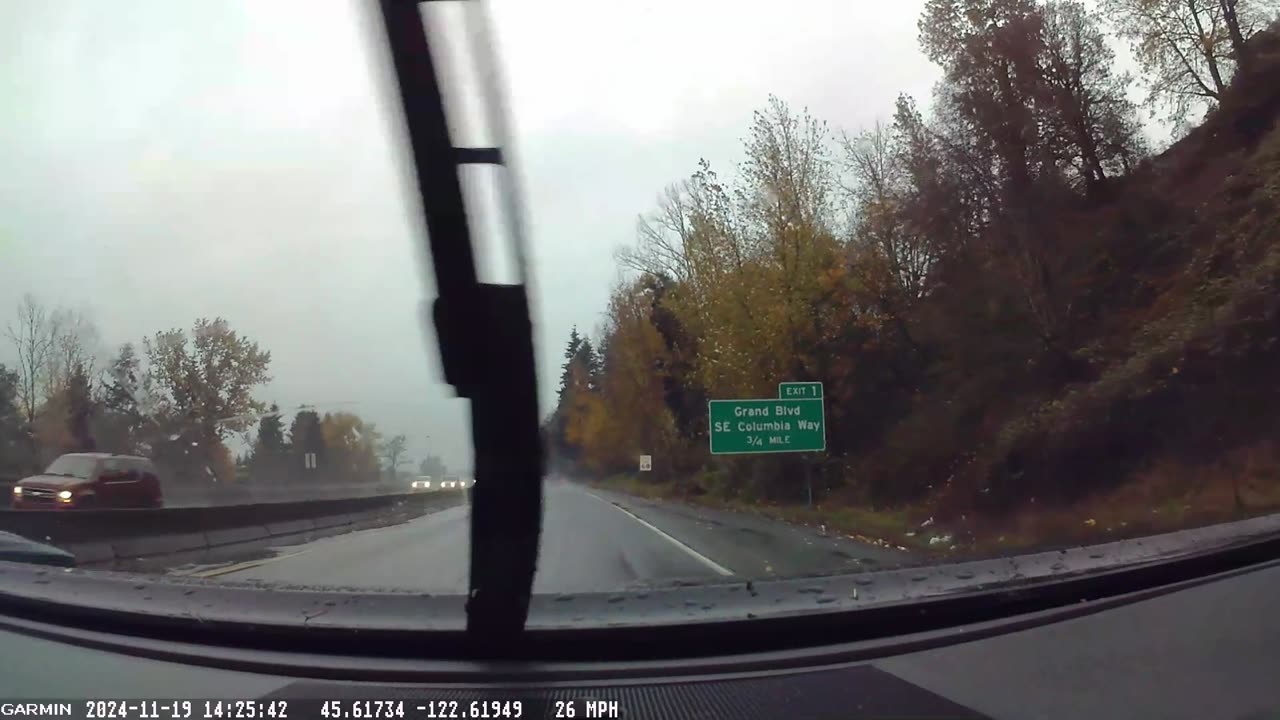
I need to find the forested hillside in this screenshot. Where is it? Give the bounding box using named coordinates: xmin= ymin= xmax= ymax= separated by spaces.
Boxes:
xmin=547 ymin=0 xmax=1280 ymax=550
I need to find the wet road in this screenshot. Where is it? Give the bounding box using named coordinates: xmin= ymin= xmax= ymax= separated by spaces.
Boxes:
xmin=188 ymin=479 xmax=912 ymax=594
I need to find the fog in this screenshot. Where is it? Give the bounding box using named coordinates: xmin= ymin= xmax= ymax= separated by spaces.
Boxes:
xmin=0 ymin=0 xmax=939 ymax=471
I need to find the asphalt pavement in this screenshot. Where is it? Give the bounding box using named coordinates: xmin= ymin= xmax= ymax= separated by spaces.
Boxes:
xmin=184 ymin=478 xmax=913 ymax=594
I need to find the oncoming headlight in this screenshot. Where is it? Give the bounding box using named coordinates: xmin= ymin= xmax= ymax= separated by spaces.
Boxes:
xmin=11 ymin=486 xmax=21 ymax=495
xmin=57 ymin=490 xmax=72 ymax=500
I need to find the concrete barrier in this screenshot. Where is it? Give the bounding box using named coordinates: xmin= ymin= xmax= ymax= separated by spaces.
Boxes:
xmin=205 ymin=526 xmax=271 ymax=548
xmin=0 ymin=491 xmax=465 ymax=563
xmin=111 ymin=532 xmax=209 ymax=559
xmin=61 ymin=542 xmax=115 ymax=564
xmin=311 ymin=514 xmax=352 ymax=530
xmin=265 ymin=519 xmax=315 ymax=536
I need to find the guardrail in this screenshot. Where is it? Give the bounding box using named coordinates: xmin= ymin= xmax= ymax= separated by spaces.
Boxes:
xmin=0 ymin=490 xmax=466 ymax=565
xmin=160 ymin=482 xmax=411 ymax=507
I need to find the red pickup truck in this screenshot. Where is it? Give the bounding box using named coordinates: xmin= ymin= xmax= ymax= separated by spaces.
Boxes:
xmin=11 ymin=453 xmax=164 ymax=510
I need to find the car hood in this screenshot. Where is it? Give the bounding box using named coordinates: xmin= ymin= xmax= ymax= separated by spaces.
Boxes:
xmin=18 ymin=475 xmax=89 ymax=490
xmin=0 ymin=531 xmax=75 ymax=567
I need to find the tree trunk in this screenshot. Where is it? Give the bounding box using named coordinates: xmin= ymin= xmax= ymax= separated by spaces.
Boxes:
xmin=1220 ymin=0 xmax=1249 ymax=68
xmin=1189 ymin=0 xmax=1229 ymax=94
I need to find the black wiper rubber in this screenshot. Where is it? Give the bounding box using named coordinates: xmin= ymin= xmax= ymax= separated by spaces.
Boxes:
xmin=375 ymin=0 xmax=543 ymax=651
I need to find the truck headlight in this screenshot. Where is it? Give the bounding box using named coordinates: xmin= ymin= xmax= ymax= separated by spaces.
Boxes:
xmin=58 ymin=490 xmax=72 ymax=500
xmin=12 ymin=486 xmax=21 ymax=495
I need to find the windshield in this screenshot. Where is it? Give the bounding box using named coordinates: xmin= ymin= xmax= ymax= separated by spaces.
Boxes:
xmin=41 ymin=456 xmax=97 ymax=480
xmin=2 ymin=0 xmax=1280 ymax=619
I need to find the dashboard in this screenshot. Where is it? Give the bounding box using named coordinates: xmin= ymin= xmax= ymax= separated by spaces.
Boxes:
xmin=1 ymin=560 xmax=1277 ymax=720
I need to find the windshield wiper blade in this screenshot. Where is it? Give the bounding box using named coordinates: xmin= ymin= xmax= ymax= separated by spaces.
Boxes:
xmin=374 ymin=0 xmax=543 ymax=652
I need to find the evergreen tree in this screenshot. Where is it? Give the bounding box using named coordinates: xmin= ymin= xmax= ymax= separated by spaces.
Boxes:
xmin=557 ymin=327 xmax=584 ymax=404
xmin=65 ymin=362 xmax=95 ymax=452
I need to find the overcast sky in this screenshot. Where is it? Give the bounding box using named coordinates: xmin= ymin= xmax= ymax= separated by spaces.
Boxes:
xmin=0 ymin=0 xmax=941 ymax=472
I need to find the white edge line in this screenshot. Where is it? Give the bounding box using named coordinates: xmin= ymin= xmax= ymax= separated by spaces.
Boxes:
xmin=585 ymin=491 xmax=734 ymax=577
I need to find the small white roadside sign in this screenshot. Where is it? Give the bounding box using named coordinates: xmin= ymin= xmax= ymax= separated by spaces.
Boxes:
xmin=639 ymin=455 xmax=652 ymax=472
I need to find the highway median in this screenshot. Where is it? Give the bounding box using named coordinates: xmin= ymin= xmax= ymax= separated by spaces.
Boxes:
xmin=0 ymin=489 xmax=466 ymax=566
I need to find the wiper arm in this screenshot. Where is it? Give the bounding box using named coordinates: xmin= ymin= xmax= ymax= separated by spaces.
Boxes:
xmin=374 ymin=0 xmax=543 ymax=652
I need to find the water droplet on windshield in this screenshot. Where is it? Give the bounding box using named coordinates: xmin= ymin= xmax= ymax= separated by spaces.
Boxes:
xmin=954 ymin=570 xmax=974 ymax=579
xmin=816 ymin=597 xmax=836 ymax=604
xmin=607 ymin=595 xmax=624 ymax=604
xmin=854 ymin=576 xmax=874 ymax=586
xmin=554 ymin=594 xmax=573 ymax=602
xmin=798 ymin=585 xmax=824 ymax=594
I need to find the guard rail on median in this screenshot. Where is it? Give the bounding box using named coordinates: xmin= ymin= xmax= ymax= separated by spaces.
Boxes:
xmin=0 ymin=490 xmax=466 ymax=565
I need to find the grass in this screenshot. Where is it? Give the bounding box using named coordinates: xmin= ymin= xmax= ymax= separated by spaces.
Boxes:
xmin=591 ymin=437 xmax=1280 ymax=559
xmin=590 ymin=474 xmax=937 ymax=553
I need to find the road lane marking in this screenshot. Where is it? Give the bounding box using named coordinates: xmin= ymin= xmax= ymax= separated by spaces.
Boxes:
xmin=182 ymin=548 xmax=315 ymax=579
xmin=584 ymin=491 xmax=733 ymax=576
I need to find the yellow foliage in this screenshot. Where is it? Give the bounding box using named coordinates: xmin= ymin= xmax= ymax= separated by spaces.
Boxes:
xmin=321 ymin=411 xmax=380 ymax=474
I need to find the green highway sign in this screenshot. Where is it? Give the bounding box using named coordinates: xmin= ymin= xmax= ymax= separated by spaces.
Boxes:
xmin=779 ymin=381 xmax=823 ymax=399
xmin=708 ymin=397 xmax=826 ymax=455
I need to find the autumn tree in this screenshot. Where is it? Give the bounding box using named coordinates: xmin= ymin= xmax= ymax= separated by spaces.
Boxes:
xmin=144 ymin=318 xmax=271 ymax=481
xmin=920 ymin=0 xmax=1048 ymax=195
xmin=1102 ymin=0 xmax=1278 ymax=127
xmin=843 ymin=120 xmax=935 ymax=350
xmin=918 ymin=0 xmax=1133 ymax=360
xmin=318 ymin=411 xmax=380 ymax=481
xmin=1039 ymin=0 xmax=1147 ymax=193
xmin=568 ymin=280 xmax=687 ymax=478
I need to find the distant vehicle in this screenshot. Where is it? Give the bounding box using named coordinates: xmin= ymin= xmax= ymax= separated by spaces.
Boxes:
xmin=440 ymin=475 xmax=460 ymax=490
xmin=11 ymin=454 xmax=163 ymax=510
xmin=410 ymin=476 xmax=433 ymax=492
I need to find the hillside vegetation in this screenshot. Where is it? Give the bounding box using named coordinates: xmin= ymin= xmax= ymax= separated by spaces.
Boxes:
xmin=548 ymin=1 xmax=1280 ymax=553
